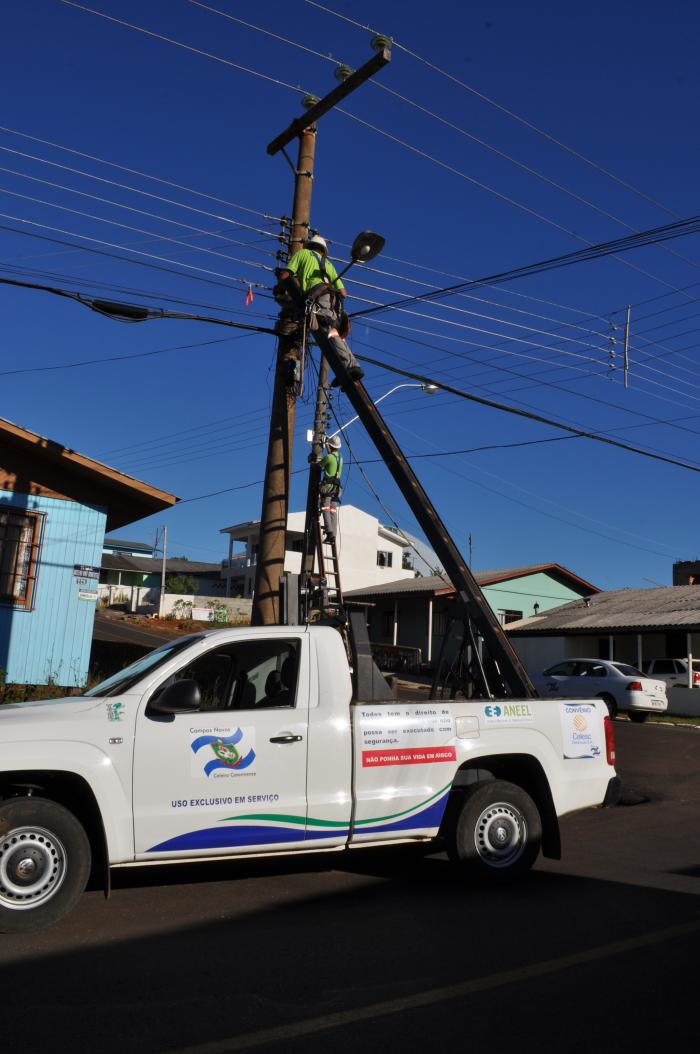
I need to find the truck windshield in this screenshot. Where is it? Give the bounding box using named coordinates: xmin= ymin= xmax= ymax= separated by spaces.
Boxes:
xmin=85 ymin=635 xmax=205 ymax=698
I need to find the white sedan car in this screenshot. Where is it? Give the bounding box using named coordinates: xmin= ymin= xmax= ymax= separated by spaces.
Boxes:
xmin=534 ymin=658 xmax=668 ymax=722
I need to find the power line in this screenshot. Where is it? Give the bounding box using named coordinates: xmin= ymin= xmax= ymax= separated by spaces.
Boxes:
xmin=354 ymin=329 xmax=700 ymax=444
xmin=58 ymin=1 xmax=307 ymax=96
xmin=0 ymin=185 xmax=275 ymax=281
xmin=0 ymin=143 xmax=282 ymax=242
xmin=353 ymin=351 xmax=700 ymax=475
xmin=350 ymin=211 xmax=700 ymax=320
xmin=0 ymin=331 xmax=256 ymax=379
xmin=0 ymin=215 xmax=271 ymax=292
xmin=0 ymin=125 xmax=280 ymax=223
xmin=303 ymin=0 xmax=681 ymax=222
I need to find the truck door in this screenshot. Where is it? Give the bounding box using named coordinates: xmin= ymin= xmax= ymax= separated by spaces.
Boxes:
xmin=133 ymin=635 xmax=309 ymax=858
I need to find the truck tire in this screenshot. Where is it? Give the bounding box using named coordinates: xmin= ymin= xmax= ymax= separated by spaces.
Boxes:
xmin=628 ymin=711 xmax=649 ymax=724
xmin=448 ymin=780 xmax=542 ymax=881
xmin=0 ymin=797 xmax=91 ymax=933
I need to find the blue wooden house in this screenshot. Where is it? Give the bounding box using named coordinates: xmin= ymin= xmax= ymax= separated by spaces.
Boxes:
xmin=0 ymin=416 xmax=177 ymax=687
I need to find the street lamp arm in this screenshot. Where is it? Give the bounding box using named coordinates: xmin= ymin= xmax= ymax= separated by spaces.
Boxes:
xmin=328 ymin=382 xmax=437 ymax=439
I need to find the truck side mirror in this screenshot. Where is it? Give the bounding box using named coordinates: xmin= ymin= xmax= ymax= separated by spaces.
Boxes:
xmin=148 ymin=678 xmax=201 ymax=716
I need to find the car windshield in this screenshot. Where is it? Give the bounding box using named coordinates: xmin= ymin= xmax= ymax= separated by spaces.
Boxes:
xmin=612 ymin=662 xmax=644 ymax=677
xmin=85 ymin=635 xmax=205 ymax=698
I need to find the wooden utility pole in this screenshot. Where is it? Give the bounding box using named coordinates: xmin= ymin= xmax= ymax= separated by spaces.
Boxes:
xmin=251 ymin=126 xmax=316 ymax=626
xmin=251 ymin=43 xmax=391 ymax=626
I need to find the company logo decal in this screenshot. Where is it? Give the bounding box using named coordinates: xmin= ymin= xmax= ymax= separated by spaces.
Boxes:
xmin=561 ymin=704 xmax=601 ymax=759
xmin=191 ymin=729 xmax=256 ymax=777
xmin=106 ymin=702 xmax=124 ymax=722
xmin=483 ymin=702 xmax=533 ymax=723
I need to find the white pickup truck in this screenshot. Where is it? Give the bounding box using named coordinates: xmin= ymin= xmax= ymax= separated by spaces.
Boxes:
xmin=0 ymin=625 xmax=619 ymax=932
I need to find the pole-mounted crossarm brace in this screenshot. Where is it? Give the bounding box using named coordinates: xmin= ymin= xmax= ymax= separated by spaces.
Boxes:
xmin=267 ymin=48 xmax=391 ymax=156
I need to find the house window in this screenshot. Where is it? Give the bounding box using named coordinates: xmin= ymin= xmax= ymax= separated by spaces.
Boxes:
xmin=377 ymin=551 xmax=393 ymax=568
xmin=0 ymin=509 xmax=42 ymax=609
xmin=497 ymin=609 xmax=523 ymax=625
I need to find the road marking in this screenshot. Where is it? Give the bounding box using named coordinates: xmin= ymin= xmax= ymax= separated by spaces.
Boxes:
xmin=171 ymin=916 xmax=700 ymax=1052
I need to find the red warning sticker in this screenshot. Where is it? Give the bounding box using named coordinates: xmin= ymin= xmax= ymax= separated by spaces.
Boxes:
xmin=362 ymin=746 xmax=457 ymax=768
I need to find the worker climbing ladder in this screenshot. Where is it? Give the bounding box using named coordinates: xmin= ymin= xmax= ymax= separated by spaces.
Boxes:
xmin=312 ymin=511 xmax=344 ymax=614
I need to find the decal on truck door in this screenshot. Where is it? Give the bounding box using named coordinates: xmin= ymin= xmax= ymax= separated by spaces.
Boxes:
xmin=190 ymin=727 xmax=256 ymax=778
xmin=148 ymin=783 xmax=453 ymax=852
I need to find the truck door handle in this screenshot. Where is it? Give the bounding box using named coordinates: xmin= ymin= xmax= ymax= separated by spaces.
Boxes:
xmin=269 ymin=733 xmax=303 ymax=744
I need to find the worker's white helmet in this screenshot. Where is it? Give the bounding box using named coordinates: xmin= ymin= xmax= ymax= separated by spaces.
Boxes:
xmin=326 ymin=434 xmax=341 ymax=450
xmin=305 ymin=234 xmax=328 ymax=254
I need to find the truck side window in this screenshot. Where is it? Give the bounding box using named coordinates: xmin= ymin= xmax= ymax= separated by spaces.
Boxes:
xmin=156 ymin=639 xmax=299 ymax=712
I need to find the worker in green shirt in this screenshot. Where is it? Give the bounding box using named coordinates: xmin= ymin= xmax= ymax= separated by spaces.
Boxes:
xmin=276 ymin=234 xmax=364 ymax=386
xmin=319 ymin=434 xmax=343 ymax=541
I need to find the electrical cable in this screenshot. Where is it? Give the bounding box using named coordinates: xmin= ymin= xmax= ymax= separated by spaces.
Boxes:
xmin=0 ymin=185 xmax=275 ymax=281
xmin=303 ymin=0 xmax=682 ymax=222
xmin=351 ymin=351 xmax=700 ymax=475
xmin=0 ymin=215 xmax=272 ymax=292
xmin=0 ymin=125 xmax=280 ymax=223
xmin=353 ymin=330 xmax=700 ymax=444
xmin=349 ymin=211 xmax=700 ymax=320
xmin=0 ymin=144 xmax=283 ymax=243
xmin=58 ymin=1 xmax=308 ymax=97
xmin=0 ymin=330 xmax=257 ymax=379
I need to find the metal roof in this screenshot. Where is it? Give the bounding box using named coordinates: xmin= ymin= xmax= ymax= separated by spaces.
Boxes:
xmin=344 ymin=564 xmax=599 ymax=601
xmin=101 ymin=554 xmax=221 ymax=576
xmin=103 ymin=537 xmax=155 ymax=552
xmin=345 ymin=575 xmax=453 ymax=599
xmin=0 ymin=415 xmax=177 ymax=530
xmin=506 ymin=586 xmax=700 ymax=634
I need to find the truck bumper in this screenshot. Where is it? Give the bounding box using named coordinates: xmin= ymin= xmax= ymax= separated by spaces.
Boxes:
xmin=602 ymin=775 xmax=622 ymax=808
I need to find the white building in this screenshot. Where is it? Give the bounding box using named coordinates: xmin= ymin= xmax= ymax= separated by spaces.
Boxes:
xmin=221 ymin=504 xmax=417 ymax=597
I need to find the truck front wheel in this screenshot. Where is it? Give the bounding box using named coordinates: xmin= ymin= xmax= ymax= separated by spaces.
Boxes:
xmin=0 ymin=797 xmax=91 ymax=933
xmin=448 ymin=780 xmax=542 ymax=881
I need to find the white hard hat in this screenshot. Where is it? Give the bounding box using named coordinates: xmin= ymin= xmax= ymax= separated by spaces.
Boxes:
xmin=326 ymin=434 xmax=341 ymax=450
xmin=305 ymin=234 xmax=328 ymax=254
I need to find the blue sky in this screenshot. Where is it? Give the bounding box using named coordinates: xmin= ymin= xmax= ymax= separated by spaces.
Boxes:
xmin=3 ymin=0 xmax=700 ymax=591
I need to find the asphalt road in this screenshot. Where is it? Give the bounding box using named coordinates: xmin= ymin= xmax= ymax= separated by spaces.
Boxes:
xmin=93 ymin=609 xmax=173 ymax=648
xmin=1 ymin=723 xmax=697 ymax=1053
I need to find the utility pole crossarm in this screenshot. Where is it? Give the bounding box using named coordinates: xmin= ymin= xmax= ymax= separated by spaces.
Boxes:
xmin=266 ymin=48 xmax=391 ymax=156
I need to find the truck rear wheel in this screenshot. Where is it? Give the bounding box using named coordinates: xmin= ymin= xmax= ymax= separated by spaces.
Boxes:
xmin=0 ymin=797 xmax=91 ymax=933
xmin=448 ymin=780 xmax=542 ymax=881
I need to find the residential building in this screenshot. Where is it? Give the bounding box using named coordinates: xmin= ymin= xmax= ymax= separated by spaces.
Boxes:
xmin=100 ymin=553 xmax=224 ymax=596
xmin=221 ymin=504 xmax=416 ymax=597
xmin=102 ymin=536 xmax=156 ymax=558
xmin=345 ymin=563 xmax=599 ymax=669
xmin=506 ymin=585 xmax=700 ymax=716
xmin=0 ymin=416 xmax=176 ymax=686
